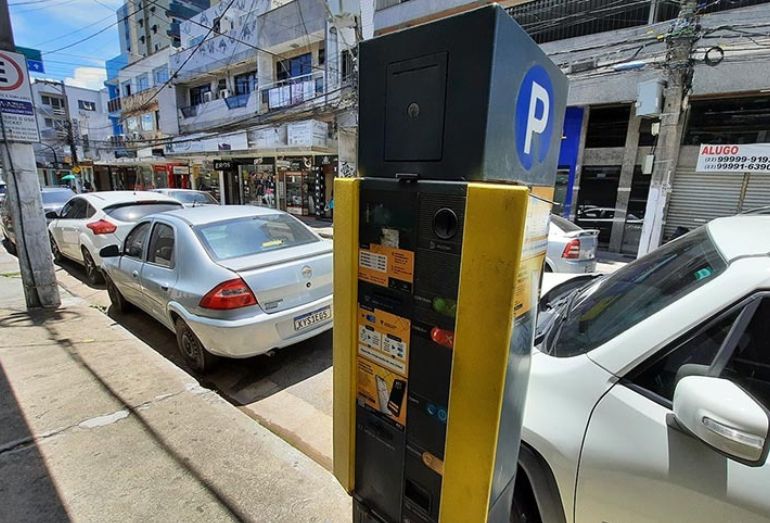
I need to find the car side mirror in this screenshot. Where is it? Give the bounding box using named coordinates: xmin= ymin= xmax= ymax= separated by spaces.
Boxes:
xmin=673 ymin=376 xmax=769 ymax=465
xmin=99 ymin=245 xmax=121 ymax=258
xmin=45 ymin=211 xmax=59 ymax=219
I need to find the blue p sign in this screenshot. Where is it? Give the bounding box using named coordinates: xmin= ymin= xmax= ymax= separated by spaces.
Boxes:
xmin=515 ymin=65 xmax=554 ymax=170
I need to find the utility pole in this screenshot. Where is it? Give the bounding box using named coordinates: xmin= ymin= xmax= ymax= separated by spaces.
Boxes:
xmin=59 ymin=80 xmax=79 ymax=168
xmin=637 ymin=0 xmax=699 ymax=256
xmin=0 ymin=0 xmax=61 ymax=308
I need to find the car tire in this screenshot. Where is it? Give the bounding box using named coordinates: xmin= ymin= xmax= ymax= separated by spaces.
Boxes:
xmin=175 ymin=318 xmax=217 ymax=373
xmin=105 ymin=275 xmax=131 ymax=313
xmin=81 ymin=247 xmax=103 ymax=285
xmin=50 ymin=234 xmax=62 ymax=263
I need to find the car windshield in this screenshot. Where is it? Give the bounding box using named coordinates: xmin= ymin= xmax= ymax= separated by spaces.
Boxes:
xmin=170 ymin=191 xmax=218 ymax=204
xmin=104 ymin=202 xmax=182 ymax=222
xmin=42 ymin=190 xmax=74 ymax=205
xmin=196 ymin=214 xmax=318 ymax=260
xmin=550 ymin=214 xmax=582 ymax=233
xmin=548 ymin=227 xmax=727 ymax=357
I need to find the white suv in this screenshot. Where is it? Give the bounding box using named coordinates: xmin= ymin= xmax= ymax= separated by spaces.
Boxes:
xmin=515 ymin=215 xmax=770 ymax=522
xmin=48 ymin=191 xmax=182 ymax=285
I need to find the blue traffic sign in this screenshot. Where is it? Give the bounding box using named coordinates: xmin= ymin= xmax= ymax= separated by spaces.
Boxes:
xmin=15 ymin=47 xmax=45 ymax=74
xmin=27 ymin=59 xmax=44 ymax=73
xmin=515 ymin=65 xmax=555 ymax=170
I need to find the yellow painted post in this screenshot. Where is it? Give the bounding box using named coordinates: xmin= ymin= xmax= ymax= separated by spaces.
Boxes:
xmin=332 ymin=177 xmax=361 ymax=493
xmin=439 ymin=183 xmax=530 ymax=522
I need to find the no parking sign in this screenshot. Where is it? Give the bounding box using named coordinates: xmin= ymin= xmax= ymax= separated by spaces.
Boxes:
xmin=0 ymin=51 xmax=40 ymax=143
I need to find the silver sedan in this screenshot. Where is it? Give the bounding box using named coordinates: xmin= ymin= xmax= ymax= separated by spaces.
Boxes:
xmin=545 ymin=214 xmax=598 ymax=273
xmin=99 ymin=205 xmax=333 ymax=372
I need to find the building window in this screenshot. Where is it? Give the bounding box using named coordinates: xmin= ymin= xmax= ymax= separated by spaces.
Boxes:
xmin=139 ymin=35 xmax=145 ymax=44
xmin=684 ymin=97 xmax=770 ymax=145
xmin=41 ymin=95 xmax=50 ymax=105
xmin=585 ymin=105 xmax=631 ymax=148
xmin=277 ymin=53 xmax=312 ymax=81
xmin=318 ymin=47 xmax=325 ymax=65
xmin=341 ymin=49 xmax=355 ymax=83
xmin=189 ymin=84 xmax=211 ymax=106
xmin=78 ymin=100 xmax=96 ymax=111
xmin=137 ymin=74 xmax=150 ymax=92
xmin=138 ymin=18 xmax=143 ymax=28
xmin=151 ymin=24 xmax=158 ymax=34
xmin=126 ymin=116 xmax=139 ymax=132
xmin=122 ymin=81 xmax=132 ymax=97
xmin=155 ymin=110 xmax=160 ymax=130
xmin=234 ymin=71 xmax=256 ymax=96
xmin=153 ymin=65 xmax=169 ymax=85
xmin=141 ymin=113 xmax=154 ymax=131
xmin=44 ymin=118 xmax=54 ymax=127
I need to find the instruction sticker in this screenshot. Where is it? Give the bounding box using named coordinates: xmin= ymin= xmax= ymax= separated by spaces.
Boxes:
xmin=357 ymin=358 xmax=408 ymax=427
xmin=357 ymin=306 xmax=410 ymax=376
xmin=514 ymin=192 xmax=552 ymax=318
xmin=358 ymin=244 xmax=414 ymax=289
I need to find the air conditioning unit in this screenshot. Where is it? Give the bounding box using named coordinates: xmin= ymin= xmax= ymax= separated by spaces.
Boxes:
xmin=219 ymin=89 xmax=231 ymax=99
xmin=203 ymin=91 xmax=213 ymax=102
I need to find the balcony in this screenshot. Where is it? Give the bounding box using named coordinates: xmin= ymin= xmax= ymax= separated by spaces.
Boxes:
xmin=178 ymin=91 xmax=259 ymax=134
xmin=261 ymin=72 xmax=325 ymax=111
xmin=108 ymin=97 xmax=122 ymax=113
xmin=121 ymin=89 xmax=158 ymax=114
xmin=257 ymin=0 xmax=326 ymax=52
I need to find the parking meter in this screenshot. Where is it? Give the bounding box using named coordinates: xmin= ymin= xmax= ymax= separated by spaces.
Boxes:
xmin=333 ymin=6 xmax=567 ymax=522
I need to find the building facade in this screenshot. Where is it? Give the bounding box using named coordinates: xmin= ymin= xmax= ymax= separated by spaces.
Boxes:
xmin=31 ymin=80 xmax=113 ymax=189
xmin=374 ymin=0 xmax=770 ymax=255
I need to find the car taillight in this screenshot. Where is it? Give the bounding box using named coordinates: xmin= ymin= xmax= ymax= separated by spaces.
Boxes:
xmin=86 ymin=219 xmax=117 ymax=235
xmin=199 ymin=278 xmax=257 ymax=310
xmin=562 ymin=238 xmax=581 ymax=259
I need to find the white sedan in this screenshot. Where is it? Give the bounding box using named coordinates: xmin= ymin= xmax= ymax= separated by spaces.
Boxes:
xmin=47 ymin=191 xmax=182 ymax=285
xmin=514 ymin=215 xmax=770 ymax=522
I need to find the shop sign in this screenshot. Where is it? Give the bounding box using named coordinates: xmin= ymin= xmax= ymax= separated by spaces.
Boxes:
xmin=213 ymin=160 xmax=233 ymax=170
xmin=172 ymin=165 xmax=190 ymax=175
xmin=696 ymin=143 xmax=770 ymax=173
xmin=0 ymin=51 xmax=39 ymax=143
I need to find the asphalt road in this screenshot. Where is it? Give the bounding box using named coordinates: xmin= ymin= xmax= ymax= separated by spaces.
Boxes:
xmin=3 ymin=242 xmax=336 ymax=471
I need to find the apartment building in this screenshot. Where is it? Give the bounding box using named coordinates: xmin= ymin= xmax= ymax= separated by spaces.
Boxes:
xmin=374 ymin=0 xmax=770 ymax=255
xmin=31 ymin=81 xmax=112 ymax=189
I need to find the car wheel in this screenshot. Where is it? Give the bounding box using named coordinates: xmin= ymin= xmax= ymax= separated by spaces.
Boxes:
xmin=175 ymin=318 xmax=217 ymax=373
xmin=105 ymin=275 xmax=131 ymax=313
xmin=81 ymin=247 xmax=103 ymax=285
xmin=50 ymin=234 xmax=62 ymax=263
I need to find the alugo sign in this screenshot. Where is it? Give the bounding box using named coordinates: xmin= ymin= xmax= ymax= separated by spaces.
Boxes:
xmin=0 ymin=51 xmax=40 ymax=143
xmin=696 ymin=143 xmax=770 ymax=173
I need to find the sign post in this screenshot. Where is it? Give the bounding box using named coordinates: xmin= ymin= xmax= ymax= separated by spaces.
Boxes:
xmin=0 ymin=46 xmax=60 ymax=308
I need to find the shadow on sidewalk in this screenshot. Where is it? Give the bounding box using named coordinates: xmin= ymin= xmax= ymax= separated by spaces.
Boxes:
xmin=0 ymin=361 xmax=70 ymax=523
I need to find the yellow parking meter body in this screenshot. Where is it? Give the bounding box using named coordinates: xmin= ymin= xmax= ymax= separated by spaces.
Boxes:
xmin=333 ymin=6 xmax=567 ymax=523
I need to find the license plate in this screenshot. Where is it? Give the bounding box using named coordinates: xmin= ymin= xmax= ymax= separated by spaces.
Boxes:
xmin=294 ymin=306 xmax=332 ymax=331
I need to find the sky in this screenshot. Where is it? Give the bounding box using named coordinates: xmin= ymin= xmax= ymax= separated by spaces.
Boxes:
xmin=9 ymin=0 xmax=124 ymax=90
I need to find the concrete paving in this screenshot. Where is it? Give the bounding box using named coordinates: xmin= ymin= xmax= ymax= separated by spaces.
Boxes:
xmin=0 ymin=248 xmax=350 ymax=522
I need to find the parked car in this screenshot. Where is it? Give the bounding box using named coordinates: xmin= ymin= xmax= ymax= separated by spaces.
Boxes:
xmin=575 ymin=205 xmax=643 ymax=245
xmin=513 ymin=215 xmax=770 ymax=522
xmin=99 ymin=206 xmax=333 ymax=372
xmin=152 ymin=188 xmax=219 ymax=207
xmin=48 ymin=191 xmax=182 ymax=285
xmin=1 ymin=187 xmax=75 ymax=252
xmin=545 ymin=214 xmax=598 ymax=273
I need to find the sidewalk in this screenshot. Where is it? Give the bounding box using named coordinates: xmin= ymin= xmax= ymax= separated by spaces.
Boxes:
xmin=0 ymin=252 xmax=350 ymax=522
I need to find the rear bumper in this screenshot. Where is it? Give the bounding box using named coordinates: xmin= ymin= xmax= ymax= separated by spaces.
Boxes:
xmin=551 ymin=257 xmax=597 ymax=274
xmin=174 ymin=295 xmax=333 ymax=358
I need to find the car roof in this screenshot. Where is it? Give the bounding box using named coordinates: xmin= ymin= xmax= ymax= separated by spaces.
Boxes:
xmin=80 ymin=191 xmax=179 ymax=208
xmin=160 ymin=205 xmax=285 ymax=226
xmin=41 ymin=187 xmax=73 ymax=192
xmin=708 ymin=215 xmax=770 ymax=261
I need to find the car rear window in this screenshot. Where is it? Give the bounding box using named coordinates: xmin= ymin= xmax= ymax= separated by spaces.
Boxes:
xmin=171 ymin=191 xmax=218 ymax=204
xmin=196 ymin=214 xmax=318 ymax=260
xmin=104 ymin=202 xmax=182 ymax=222
xmin=41 ymin=190 xmax=74 ymax=205
xmin=550 ymin=214 xmax=582 ymax=233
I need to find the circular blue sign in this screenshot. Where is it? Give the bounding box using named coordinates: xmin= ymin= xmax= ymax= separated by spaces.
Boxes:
xmin=515 ymin=65 xmax=555 ymax=170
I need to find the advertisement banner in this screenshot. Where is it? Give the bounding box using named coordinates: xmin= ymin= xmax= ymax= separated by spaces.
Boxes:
xmin=696 ymin=144 xmax=770 ymax=173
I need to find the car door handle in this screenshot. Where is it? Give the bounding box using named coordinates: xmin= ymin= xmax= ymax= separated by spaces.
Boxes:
xmin=160 ymin=284 xmax=169 ymax=291
xmin=131 ymin=271 xmax=139 ymax=279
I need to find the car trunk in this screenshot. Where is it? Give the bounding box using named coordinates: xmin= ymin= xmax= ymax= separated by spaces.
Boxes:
xmin=565 ymin=229 xmax=599 ymax=260
xmin=216 ymin=241 xmax=333 ymax=314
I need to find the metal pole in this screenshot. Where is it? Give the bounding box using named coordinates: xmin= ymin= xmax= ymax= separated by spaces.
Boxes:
xmin=0 ymin=0 xmax=61 ymax=308
xmin=637 ymin=0 xmax=698 ymax=257
xmin=59 ymin=80 xmax=79 ymax=167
